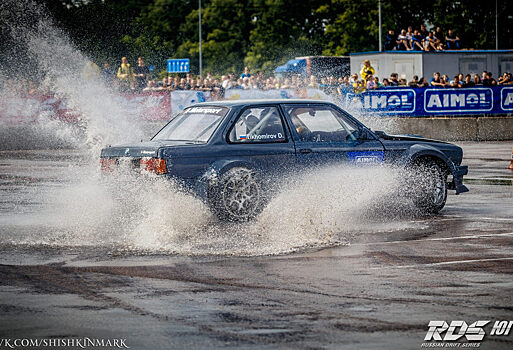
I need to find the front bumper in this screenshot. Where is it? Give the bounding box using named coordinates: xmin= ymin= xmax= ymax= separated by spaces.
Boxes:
xmin=449 ymin=165 xmax=469 ymax=194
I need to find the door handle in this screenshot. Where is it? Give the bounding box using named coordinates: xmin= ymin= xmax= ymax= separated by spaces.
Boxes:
xmin=299 ymin=148 xmax=312 ymax=154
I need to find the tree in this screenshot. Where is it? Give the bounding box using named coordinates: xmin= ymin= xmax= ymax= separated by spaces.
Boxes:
xmin=175 ymin=0 xmax=254 ymax=75
xmin=244 ymin=0 xmax=327 ymax=72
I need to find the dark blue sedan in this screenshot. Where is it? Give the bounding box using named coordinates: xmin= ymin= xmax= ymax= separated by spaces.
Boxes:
xmin=100 ymin=100 xmax=468 ymax=221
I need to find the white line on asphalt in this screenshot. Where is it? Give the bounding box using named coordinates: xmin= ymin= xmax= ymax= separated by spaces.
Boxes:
xmin=474 ymin=217 xmax=513 ymax=222
xmin=370 ymin=257 xmax=513 ymax=270
xmin=355 ymin=232 xmax=513 ymax=246
xmin=443 ymin=215 xmax=513 ymax=222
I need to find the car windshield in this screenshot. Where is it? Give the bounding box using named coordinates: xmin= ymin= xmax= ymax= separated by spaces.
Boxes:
xmin=152 ymin=106 xmax=229 ymax=142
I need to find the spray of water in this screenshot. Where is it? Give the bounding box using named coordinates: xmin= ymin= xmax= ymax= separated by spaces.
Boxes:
xmin=1 ymin=160 xmax=418 ymax=256
xmin=0 ymin=0 xmax=419 ymax=256
xmin=1 ymin=0 xmax=146 ymax=156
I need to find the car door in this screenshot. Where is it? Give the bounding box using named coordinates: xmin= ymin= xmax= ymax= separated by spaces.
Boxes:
xmin=280 ymin=103 xmax=385 ymax=166
xmin=225 ymin=104 xmax=296 ymax=176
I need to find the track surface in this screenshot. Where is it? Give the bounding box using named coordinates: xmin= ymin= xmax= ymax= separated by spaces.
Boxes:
xmin=0 ymin=142 xmax=512 ymax=349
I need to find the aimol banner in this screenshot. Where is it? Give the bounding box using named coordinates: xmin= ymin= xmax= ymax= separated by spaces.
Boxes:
xmin=345 ymin=86 xmax=513 ymax=116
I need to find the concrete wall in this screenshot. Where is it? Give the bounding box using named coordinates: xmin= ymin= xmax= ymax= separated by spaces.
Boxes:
xmin=391 ymin=116 xmax=513 ymax=141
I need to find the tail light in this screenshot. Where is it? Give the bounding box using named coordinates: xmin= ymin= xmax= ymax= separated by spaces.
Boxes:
xmin=140 ymin=157 xmax=167 ymax=174
xmin=100 ymin=158 xmax=116 ymax=172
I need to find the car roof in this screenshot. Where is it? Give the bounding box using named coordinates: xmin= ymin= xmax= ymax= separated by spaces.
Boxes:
xmin=190 ymin=99 xmax=334 ymax=107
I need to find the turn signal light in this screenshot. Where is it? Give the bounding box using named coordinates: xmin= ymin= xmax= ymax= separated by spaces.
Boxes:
xmin=100 ymin=158 xmax=116 ymax=172
xmin=140 ymin=157 xmax=167 ymax=174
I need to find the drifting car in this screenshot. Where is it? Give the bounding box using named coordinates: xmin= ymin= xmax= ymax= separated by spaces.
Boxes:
xmin=100 ymin=100 xmax=468 ymax=221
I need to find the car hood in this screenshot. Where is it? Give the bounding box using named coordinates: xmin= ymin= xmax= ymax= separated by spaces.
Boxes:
xmin=100 ymin=140 xmax=203 ymax=158
xmin=373 ymin=130 xmax=448 ymax=144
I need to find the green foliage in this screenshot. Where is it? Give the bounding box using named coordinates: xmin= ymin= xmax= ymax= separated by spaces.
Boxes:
xmin=2 ymin=0 xmax=513 ymax=77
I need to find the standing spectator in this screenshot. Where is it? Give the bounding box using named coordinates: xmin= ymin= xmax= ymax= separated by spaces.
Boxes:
xmin=498 ymin=72 xmax=511 ymax=85
xmin=408 ymin=75 xmax=420 ymax=87
xmin=308 ymin=75 xmax=319 ymax=88
xmin=397 ymin=29 xmax=412 ymax=51
xmin=445 ymin=29 xmax=460 ymax=49
xmin=384 ymin=29 xmax=397 ymax=50
xmin=481 ymin=71 xmax=488 ymax=83
xmin=117 ymin=57 xmax=134 ymax=92
xmin=505 ymin=73 xmax=513 ymax=85
xmin=241 ymin=66 xmax=251 ymax=79
xmin=171 ymin=76 xmax=180 ymax=89
xmin=359 ymin=60 xmax=375 ymax=81
xmin=242 ymin=77 xmax=252 ymax=89
xmin=435 ymin=27 xmax=445 ymax=47
xmin=461 ymin=74 xmax=475 ymax=87
xmin=133 ymin=57 xmax=150 ymax=92
xmin=411 ymin=30 xmax=425 ymax=51
xmin=374 ymin=76 xmax=384 ymax=88
xmin=193 ymin=77 xmax=202 ymax=90
xmin=419 ymin=24 xmax=429 ymax=38
xmin=255 ymin=71 xmax=264 ymax=89
xmin=281 ymin=78 xmax=292 ymax=89
xmin=418 ymin=77 xmax=429 ymax=87
xmin=430 ymin=72 xmax=445 ymax=87
xmin=221 ymin=75 xmax=231 ymax=89
xmin=450 ymin=75 xmax=462 ymax=88
xmin=389 ymin=73 xmax=399 ymax=86
xmin=474 ymin=74 xmax=482 ymax=85
xmin=442 ymin=74 xmax=450 ymax=86
xmin=100 ymin=61 xmax=114 ymax=86
xmin=349 ymin=73 xmax=359 ymax=86
xmin=366 ymin=75 xmax=377 ymax=90
xmin=482 ymin=72 xmax=497 ymax=86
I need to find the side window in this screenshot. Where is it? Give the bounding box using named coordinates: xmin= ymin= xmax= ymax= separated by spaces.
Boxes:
xmin=228 ymin=106 xmax=287 ymax=143
xmin=286 ymin=105 xmax=358 ymax=142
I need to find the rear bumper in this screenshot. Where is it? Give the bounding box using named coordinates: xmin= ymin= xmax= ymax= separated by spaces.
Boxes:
xmin=449 ymin=165 xmax=469 ymax=194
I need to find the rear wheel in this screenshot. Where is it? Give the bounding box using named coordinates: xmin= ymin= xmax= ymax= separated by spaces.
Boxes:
xmin=208 ymin=167 xmax=265 ymax=222
xmin=411 ymin=160 xmax=448 ymax=214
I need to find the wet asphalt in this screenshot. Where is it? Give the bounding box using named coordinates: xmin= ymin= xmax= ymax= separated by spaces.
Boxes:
xmin=0 ymin=142 xmax=512 ymax=350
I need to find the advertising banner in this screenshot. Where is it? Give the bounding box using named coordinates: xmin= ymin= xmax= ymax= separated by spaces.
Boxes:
xmin=0 ymin=94 xmax=79 ymax=125
xmin=0 ymin=91 xmax=170 ymax=125
xmin=345 ymin=86 xmax=513 ymax=116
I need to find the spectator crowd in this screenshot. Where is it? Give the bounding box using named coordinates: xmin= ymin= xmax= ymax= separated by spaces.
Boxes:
xmin=349 ymin=59 xmax=513 ymax=94
xmin=4 ymin=56 xmax=513 ymax=99
xmin=384 ymin=25 xmax=461 ymax=51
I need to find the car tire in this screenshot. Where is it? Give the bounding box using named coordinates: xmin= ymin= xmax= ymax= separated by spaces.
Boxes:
xmin=411 ymin=160 xmax=448 ymax=214
xmin=208 ymin=167 xmax=265 ymax=222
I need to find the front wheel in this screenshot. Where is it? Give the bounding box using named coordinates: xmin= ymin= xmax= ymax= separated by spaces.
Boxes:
xmin=208 ymin=167 xmax=265 ymax=222
xmin=411 ymin=161 xmax=448 ymax=214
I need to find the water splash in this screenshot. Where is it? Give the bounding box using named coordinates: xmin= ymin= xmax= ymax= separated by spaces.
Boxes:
xmin=1 ymin=0 xmax=146 ymax=156
xmin=1 ymin=159 xmax=416 ymax=256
